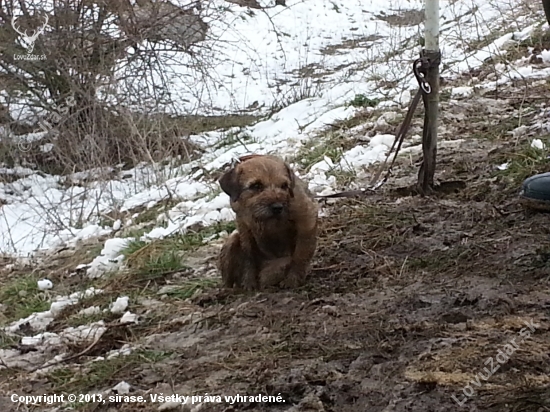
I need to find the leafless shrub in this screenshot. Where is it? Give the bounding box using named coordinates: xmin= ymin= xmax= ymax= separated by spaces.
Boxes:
xmin=0 ymin=0 xmax=211 ymax=173
xmin=269 ymin=76 xmax=322 ymax=114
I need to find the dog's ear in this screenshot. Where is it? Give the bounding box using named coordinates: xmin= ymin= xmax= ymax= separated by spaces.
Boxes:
xmin=239 ymin=154 xmax=263 ymax=162
xmin=219 ymin=167 xmax=241 ymax=202
xmin=285 ymin=163 xmax=296 ymax=198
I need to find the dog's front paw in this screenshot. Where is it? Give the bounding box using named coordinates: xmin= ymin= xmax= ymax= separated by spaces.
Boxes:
xmin=259 ymin=257 xmax=291 ymax=288
xmin=241 ymin=283 xmax=258 ymax=292
xmin=241 ymin=272 xmax=259 ymax=291
xmin=280 ymin=267 xmax=305 ymax=289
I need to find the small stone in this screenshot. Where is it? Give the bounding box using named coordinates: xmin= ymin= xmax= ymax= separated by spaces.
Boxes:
xmin=321 ymin=305 xmax=339 ymax=317
xmin=112 ymin=381 xmax=131 ymax=394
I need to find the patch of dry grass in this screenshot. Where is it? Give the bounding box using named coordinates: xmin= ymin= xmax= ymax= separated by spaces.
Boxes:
xmin=46 ymin=349 xmax=172 ymax=394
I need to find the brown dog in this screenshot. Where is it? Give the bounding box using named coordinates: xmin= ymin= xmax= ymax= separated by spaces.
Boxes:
xmin=217 ymin=154 xmax=318 ymax=290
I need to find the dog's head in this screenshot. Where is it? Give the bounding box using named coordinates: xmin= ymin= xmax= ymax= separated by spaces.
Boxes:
xmin=219 ymin=154 xmax=296 ymax=220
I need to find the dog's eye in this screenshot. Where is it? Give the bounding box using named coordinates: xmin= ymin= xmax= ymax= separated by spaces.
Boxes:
xmin=249 ymin=182 xmax=264 ymax=191
xmin=280 ymin=182 xmax=289 ymax=190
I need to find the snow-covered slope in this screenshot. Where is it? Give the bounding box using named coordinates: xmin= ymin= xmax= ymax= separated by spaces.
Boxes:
xmin=0 ymin=0 xmax=547 ymax=258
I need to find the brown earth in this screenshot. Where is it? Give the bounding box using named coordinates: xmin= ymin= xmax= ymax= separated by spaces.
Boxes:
xmin=2 ymin=66 xmax=550 ymax=412
xmin=3 ymin=131 xmax=549 ymax=412
xmin=160 ymin=138 xmax=550 ymax=412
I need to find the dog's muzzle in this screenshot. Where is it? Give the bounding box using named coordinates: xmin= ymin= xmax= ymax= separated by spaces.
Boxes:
xmin=254 ymin=201 xmax=287 ymax=219
xmin=270 ymin=202 xmax=284 ymax=215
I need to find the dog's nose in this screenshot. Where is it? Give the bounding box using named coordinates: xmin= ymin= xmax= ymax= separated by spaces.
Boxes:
xmin=270 ymin=202 xmax=284 ymax=214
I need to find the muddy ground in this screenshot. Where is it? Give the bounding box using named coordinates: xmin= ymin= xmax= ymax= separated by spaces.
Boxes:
xmin=164 ymin=139 xmax=550 ymax=412
xmin=2 ymin=133 xmax=549 ymax=412
xmin=2 ymin=75 xmax=550 ymax=412
xmin=3 ymin=4 xmax=550 ymax=411
xmin=177 ymin=137 xmax=550 ymax=412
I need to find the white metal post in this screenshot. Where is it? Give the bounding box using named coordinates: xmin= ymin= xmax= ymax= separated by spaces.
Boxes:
xmin=425 ymin=0 xmax=440 ymax=51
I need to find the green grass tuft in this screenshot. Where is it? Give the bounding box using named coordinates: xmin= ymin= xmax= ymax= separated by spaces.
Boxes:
xmin=121 ymin=221 xmax=236 ymax=278
xmin=349 ymin=94 xmax=380 ymax=108
xmin=495 ymin=138 xmax=550 ymax=185
xmin=0 ymin=275 xmax=51 ymax=326
xmin=161 ymin=278 xmax=219 ymax=300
